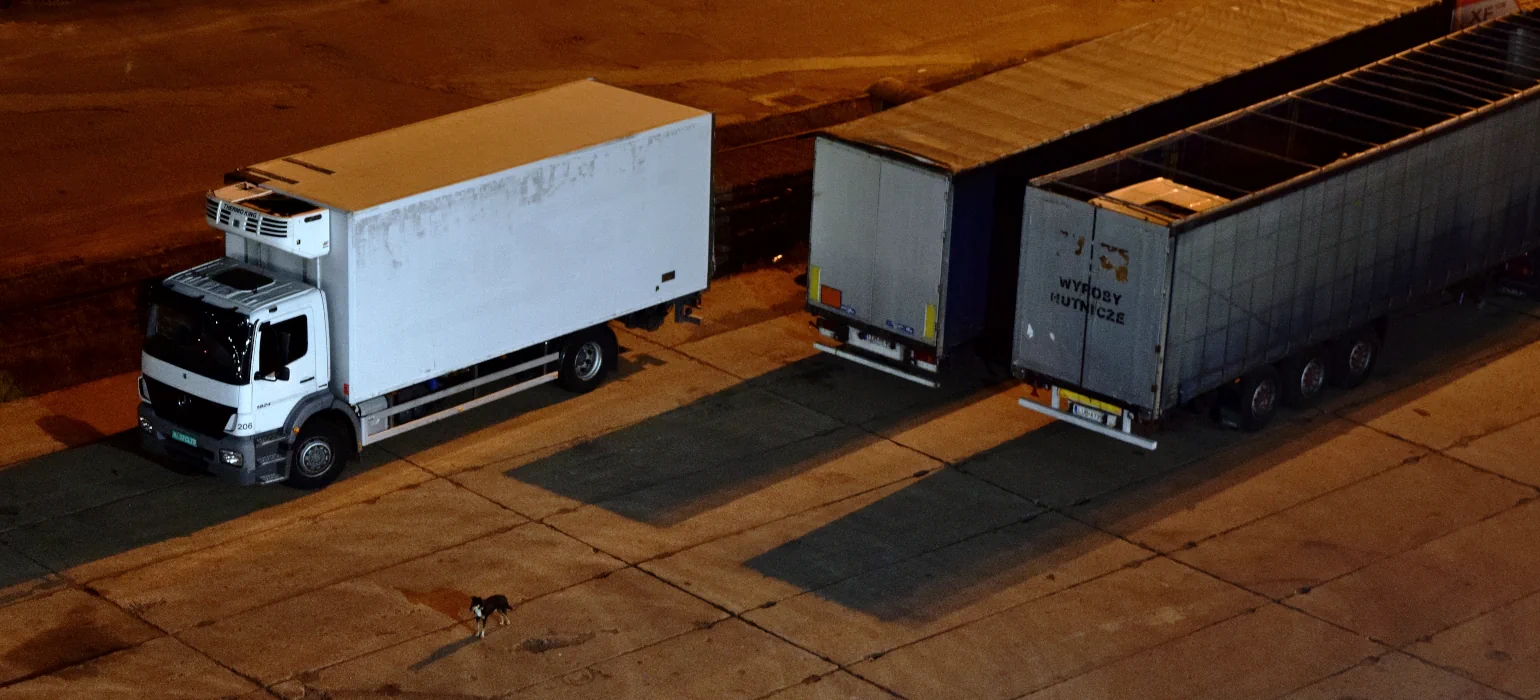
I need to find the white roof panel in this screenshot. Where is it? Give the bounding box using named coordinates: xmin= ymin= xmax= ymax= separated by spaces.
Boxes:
xmin=247 ymin=80 xmax=709 ymax=212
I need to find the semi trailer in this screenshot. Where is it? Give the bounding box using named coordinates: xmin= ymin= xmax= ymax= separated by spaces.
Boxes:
xmin=806 ymin=0 xmax=1456 ymax=387
xmin=1013 ymin=10 xmax=1540 ymax=449
xmin=137 ymin=81 xmax=713 ymax=487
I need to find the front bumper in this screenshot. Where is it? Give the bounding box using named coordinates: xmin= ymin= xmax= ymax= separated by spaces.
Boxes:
xmin=137 ymin=402 xmax=286 ymax=485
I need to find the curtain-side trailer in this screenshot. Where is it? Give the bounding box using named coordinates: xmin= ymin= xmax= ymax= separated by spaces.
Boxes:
xmin=806 ymin=0 xmax=1453 ymax=388
xmin=1013 ymin=11 xmax=1540 ymax=449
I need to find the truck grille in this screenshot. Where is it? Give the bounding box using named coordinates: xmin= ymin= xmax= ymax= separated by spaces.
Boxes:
xmin=144 ymin=376 xmax=236 ymax=436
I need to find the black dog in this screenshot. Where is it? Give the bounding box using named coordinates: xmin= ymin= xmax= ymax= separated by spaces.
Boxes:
xmin=469 ymin=595 xmax=512 ymax=638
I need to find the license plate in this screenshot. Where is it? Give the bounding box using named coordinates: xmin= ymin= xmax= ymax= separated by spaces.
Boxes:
xmin=1070 ymin=403 xmax=1107 ymax=424
xmin=171 ymin=430 xmax=198 ymax=447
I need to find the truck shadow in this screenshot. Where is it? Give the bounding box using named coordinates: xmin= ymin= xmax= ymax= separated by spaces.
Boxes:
xmin=738 ymin=296 xmax=1540 ymax=623
xmin=504 ymin=350 xmax=1007 ymax=527
xmin=0 ymin=433 xmax=400 ymax=592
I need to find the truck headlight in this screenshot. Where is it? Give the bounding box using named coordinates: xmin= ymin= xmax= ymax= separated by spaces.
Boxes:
xmin=138 ymin=376 xmax=151 ymax=402
xmin=220 ymin=449 xmax=244 ymax=466
xmin=138 ymin=416 xmax=155 ymax=434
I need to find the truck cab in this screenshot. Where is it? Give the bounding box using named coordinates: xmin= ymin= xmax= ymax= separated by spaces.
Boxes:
xmin=138 ymin=185 xmax=350 ymax=487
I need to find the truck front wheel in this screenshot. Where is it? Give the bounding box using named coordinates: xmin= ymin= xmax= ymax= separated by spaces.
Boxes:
xmin=288 ymin=418 xmax=349 ymax=489
xmin=558 ymin=326 xmax=617 ymax=394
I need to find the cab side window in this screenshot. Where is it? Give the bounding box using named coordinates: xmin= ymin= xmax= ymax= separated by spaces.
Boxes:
xmin=258 ymin=315 xmax=308 ymax=377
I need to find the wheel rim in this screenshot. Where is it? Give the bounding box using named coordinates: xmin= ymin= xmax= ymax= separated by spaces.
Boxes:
xmin=1300 ymin=358 xmax=1327 ymax=397
xmin=1347 ymin=340 xmax=1374 ymax=376
xmin=573 ymin=341 xmax=603 ymax=381
xmin=297 ymin=439 xmax=334 ymax=478
xmin=1251 ymin=379 xmax=1277 ymax=418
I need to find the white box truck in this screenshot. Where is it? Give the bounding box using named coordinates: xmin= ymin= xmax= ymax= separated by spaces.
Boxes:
xmin=137 ymin=81 xmax=712 ymax=487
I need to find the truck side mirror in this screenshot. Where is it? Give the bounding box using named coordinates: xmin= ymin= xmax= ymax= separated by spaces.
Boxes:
xmin=274 ymin=366 xmax=291 ymax=381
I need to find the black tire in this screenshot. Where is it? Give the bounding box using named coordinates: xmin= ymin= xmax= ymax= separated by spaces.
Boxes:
xmin=558 ymin=325 xmax=617 ymax=393
xmin=1279 ymin=347 xmax=1329 ymax=409
xmin=288 ymin=417 xmax=350 ymax=489
xmin=1329 ymin=328 xmax=1380 ymax=390
xmin=1230 ymin=365 xmax=1282 ymax=432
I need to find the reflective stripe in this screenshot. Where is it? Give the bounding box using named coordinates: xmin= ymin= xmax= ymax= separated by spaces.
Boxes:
xmin=1058 ymin=387 xmax=1123 ymax=416
xmin=807 ymin=266 xmax=821 ymax=303
xmin=923 ymin=303 xmax=937 ymax=339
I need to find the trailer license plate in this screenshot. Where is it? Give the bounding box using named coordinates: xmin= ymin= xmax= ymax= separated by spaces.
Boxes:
xmin=1070 ymin=403 xmax=1107 ymax=424
xmin=171 ymin=430 xmax=198 ymax=447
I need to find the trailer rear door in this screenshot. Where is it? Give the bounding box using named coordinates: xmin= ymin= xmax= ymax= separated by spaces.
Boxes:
xmin=809 ymin=138 xmax=949 ymax=346
xmin=1015 ymin=188 xmax=1172 ymax=410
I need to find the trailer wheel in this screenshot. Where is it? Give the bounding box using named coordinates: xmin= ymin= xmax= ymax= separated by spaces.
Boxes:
xmin=288 ymin=417 xmax=349 ymax=489
xmin=1279 ymin=347 xmax=1329 ymax=409
xmin=1232 ymin=366 xmax=1281 ymax=432
xmin=1329 ymin=329 xmax=1380 ymax=390
xmin=559 ymin=325 xmax=617 ymax=393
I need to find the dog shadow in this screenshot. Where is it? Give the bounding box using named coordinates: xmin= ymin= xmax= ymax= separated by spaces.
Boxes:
xmin=408 ymin=633 xmax=479 ymax=672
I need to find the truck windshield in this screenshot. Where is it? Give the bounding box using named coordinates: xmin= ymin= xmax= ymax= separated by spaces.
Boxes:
xmin=144 ymin=285 xmax=254 ymax=385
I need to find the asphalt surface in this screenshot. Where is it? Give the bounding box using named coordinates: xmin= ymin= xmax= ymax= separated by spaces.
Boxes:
xmin=3 ymin=268 xmax=1540 ymax=699
xmin=0 ymin=0 xmax=1212 ymax=278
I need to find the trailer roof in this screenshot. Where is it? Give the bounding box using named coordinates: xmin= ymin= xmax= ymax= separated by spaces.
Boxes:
xmin=822 ymin=0 xmax=1440 ymax=174
xmin=244 ymin=80 xmax=709 ymax=212
xmin=1036 ymin=10 xmax=1540 ymax=228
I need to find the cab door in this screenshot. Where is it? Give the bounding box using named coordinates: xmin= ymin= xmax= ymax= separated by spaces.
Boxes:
xmin=252 ymin=309 xmax=317 ymax=426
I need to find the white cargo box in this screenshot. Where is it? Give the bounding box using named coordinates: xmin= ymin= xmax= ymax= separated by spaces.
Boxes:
xmin=238 ymin=81 xmax=712 ymax=403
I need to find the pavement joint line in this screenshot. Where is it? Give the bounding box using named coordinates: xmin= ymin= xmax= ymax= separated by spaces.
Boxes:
xmin=8 ymin=561 xmax=274 ymax=697
xmin=0 ymin=477 xmax=187 ymax=537
xmin=1343 ymin=414 xmax=1540 ymax=494
xmin=1334 ymin=401 xmax=1540 ymax=460
xmin=28 ymin=464 xmax=443 ymax=588
xmin=1397 ymin=644 xmax=1532 ymax=700
xmin=532 ymin=491 xmax=966 ymax=700
xmin=1126 ymin=447 xmax=1435 ymax=557
xmin=743 ymin=670 xmax=906 ymax=700
xmin=150 ymin=517 xmax=529 ymax=638
xmin=267 ymin=557 xmax=646 ymax=696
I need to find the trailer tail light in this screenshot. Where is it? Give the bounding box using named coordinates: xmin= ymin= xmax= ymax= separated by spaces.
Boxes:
xmin=914 ymin=348 xmax=937 ymax=365
xmin=819 ymin=285 xmax=843 ymax=309
xmin=343 ymin=383 xmax=349 ymax=396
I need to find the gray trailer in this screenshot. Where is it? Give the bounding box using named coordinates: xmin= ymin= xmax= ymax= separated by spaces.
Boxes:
xmin=1013 ymin=10 xmax=1540 ymax=449
xmin=807 ymin=0 xmax=1454 ymax=387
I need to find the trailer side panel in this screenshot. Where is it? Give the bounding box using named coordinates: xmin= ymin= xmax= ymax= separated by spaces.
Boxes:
xmin=1159 ymin=96 xmax=1540 ymax=409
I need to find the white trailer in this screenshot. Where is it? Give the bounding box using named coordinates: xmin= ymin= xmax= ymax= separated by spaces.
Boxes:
xmin=137 ymin=81 xmax=713 ymax=487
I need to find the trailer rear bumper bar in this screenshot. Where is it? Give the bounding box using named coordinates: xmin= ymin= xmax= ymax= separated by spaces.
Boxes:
xmin=814 ymin=343 xmax=940 ymax=388
xmin=1017 ymin=396 xmax=1159 ymax=451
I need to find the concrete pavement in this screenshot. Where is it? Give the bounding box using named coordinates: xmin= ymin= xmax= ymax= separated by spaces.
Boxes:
xmin=3 ymin=265 xmax=1540 ymax=698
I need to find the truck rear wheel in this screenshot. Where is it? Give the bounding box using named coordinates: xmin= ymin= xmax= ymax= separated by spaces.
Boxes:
xmin=288 ymin=417 xmax=349 ymax=489
xmin=1230 ymin=366 xmax=1281 ymax=432
xmin=1329 ymin=328 xmax=1380 ymax=390
xmin=558 ymin=325 xmax=617 ymax=394
xmin=1279 ymin=347 xmax=1329 ymax=409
